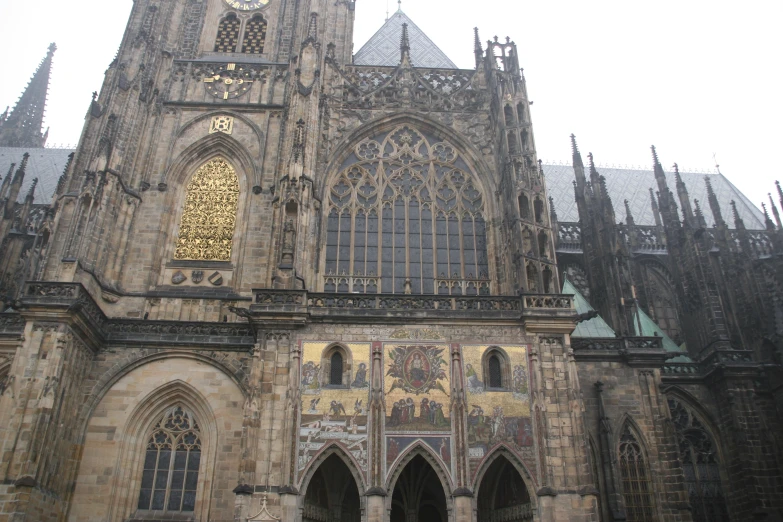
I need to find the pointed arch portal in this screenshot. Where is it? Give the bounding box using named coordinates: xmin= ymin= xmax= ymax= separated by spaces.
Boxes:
xmin=477 ymin=455 xmax=533 ymax=522
xmin=390 ymin=454 xmax=447 ymax=522
xmin=303 ymin=454 xmax=361 ymax=522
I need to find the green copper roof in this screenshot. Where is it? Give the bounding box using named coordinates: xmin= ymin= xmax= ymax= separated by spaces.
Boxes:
xmin=632 ymin=306 xmax=692 ymax=361
xmin=563 ymin=278 xmax=616 ymax=338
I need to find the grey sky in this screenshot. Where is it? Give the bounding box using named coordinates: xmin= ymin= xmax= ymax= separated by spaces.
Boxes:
xmin=1 ymin=0 xmax=780 ymax=214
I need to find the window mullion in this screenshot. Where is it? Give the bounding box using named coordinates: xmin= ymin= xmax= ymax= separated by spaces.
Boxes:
xmin=165 ymin=433 xmax=177 ymax=511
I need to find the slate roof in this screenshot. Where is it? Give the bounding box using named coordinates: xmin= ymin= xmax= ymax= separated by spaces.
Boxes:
xmin=543 ymin=163 xmax=766 ymax=230
xmin=563 ymin=278 xmax=616 ymax=338
xmin=0 ymin=147 xmax=72 ymax=203
xmin=354 ymin=10 xmax=458 ymax=69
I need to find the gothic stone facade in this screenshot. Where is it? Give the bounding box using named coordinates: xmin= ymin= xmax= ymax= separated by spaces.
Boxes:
xmin=0 ymin=1 xmax=782 ymax=521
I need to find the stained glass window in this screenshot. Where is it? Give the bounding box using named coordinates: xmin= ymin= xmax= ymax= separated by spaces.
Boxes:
xmin=138 ymin=406 xmax=201 ymax=513
xmin=324 ymin=125 xmax=490 ymax=295
xmin=619 ymin=425 xmax=655 ymax=522
xmin=667 ymin=398 xmax=729 ymax=521
xmin=174 ymin=158 xmax=239 ymax=262
xmin=214 ymin=14 xmax=240 ymax=53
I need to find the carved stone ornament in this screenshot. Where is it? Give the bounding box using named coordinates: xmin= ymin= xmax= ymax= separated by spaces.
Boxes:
xmin=171 ymin=270 xmax=187 ymax=284
xmin=247 ymin=493 xmax=280 ymax=521
xmin=209 ymin=115 xmax=234 ymax=135
xmin=191 ymin=270 xmax=204 ymax=284
xmin=208 ymin=271 xmax=224 ymax=286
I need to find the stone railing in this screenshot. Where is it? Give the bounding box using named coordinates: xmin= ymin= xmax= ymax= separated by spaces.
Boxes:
xmin=662 ymin=363 xmax=701 ymax=376
xmin=572 ymin=336 xmax=663 ymax=352
xmin=18 ymin=282 xmax=253 ymax=348
xmin=307 ymin=293 xmax=521 ymax=312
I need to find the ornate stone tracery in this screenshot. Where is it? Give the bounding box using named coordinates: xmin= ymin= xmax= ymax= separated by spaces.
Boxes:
xmin=324 ymin=125 xmax=490 ymax=295
xmin=174 ymin=158 xmax=239 ymax=262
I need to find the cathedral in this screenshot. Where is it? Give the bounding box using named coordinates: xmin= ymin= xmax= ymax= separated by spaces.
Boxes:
xmin=0 ymin=0 xmax=782 ymax=521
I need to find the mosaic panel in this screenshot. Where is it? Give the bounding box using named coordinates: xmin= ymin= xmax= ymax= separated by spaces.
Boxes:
xmin=384 ymin=344 xmax=451 ymax=433
xmin=462 ymin=345 xmax=532 ymax=464
xmin=298 ymin=342 xmax=371 ymax=477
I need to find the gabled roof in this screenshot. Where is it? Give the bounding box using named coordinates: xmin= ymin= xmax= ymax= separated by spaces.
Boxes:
xmin=563 ymin=278 xmax=616 ymax=338
xmin=0 ymin=146 xmax=72 ymax=203
xmin=354 ymin=10 xmax=458 ymax=69
xmin=544 ymin=163 xmax=765 ymax=230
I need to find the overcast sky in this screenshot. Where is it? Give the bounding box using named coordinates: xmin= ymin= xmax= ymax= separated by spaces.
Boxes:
xmin=1 ymin=0 xmax=781 ymax=212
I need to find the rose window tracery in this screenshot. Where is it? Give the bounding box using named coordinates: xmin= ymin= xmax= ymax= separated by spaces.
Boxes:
xmin=324 ymin=125 xmax=490 ymax=295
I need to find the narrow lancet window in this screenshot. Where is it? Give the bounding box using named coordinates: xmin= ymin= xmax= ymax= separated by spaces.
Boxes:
xmin=330 ymin=352 xmax=343 ymax=385
xmin=138 ymin=406 xmax=201 ymax=513
xmin=242 ymin=15 xmax=267 ymax=53
xmin=214 ymin=14 xmax=240 ymax=52
xmin=619 ymin=425 xmax=655 ymax=522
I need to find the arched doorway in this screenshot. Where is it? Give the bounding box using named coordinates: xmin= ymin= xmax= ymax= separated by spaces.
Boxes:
xmin=477 ymin=456 xmax=533 ymax=522
xmin=303 ymin=454 xmax=361 ymax=522
xmin=390 ymin=454 xmax=447 ymax=522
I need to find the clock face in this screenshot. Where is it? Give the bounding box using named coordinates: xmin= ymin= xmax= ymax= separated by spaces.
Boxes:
xmin=203 ymin=64 xmax=255 ymax=100
xmin=225 ymin=0 xmax=269 ymax=10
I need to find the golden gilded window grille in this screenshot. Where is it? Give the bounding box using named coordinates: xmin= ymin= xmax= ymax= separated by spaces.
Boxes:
xmin=174 ymin=158 xmax=239 ymax=262
xmin=619 ymin=425 xmax=655 ymax=522
xmin=242 ymin=15 xmax=267 ymax=54
xmin=214 ymin=14 xmax=240 ymax=52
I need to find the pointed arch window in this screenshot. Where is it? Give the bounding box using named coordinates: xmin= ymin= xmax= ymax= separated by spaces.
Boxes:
xmin=138 ymin=406 xmax=201 ymax=513
xmin=214 ymin=14 xmax=240 ymax=52
xmin=488 ymin=355 xmax=502 ymax=388
xmin=668 ymin=398 xmax=729 ymax=521
xmin=618 ymin=424 xmax=655 ymax=522
xmin=242 ymin=15 xmax=267 ymax=54
xmin=330 ymin=352 xmax=344 ymax=385
xmin=174 ymin=158 xmax=239 ymax=262
xmin=323 ymin=125 xmax=490 ymax=295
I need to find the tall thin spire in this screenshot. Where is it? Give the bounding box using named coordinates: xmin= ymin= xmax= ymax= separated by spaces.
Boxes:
xmin=705 ymin=176 xmax=725 ymax=227
xmin=400 ymin=23 xmax=411 ymax=64
xmin=474 ymin=27 xmax=483 ymax=68
xmin=0 ymin=43 xmax=56 ymax=148
xmin=769 ymin=193 xmax=782 ymax=229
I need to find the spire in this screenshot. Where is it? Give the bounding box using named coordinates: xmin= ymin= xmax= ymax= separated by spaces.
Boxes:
xmin=769 ymin=193 xmax=782 ymax=229
xmin=777 ymin=180 xmax=783 ymax=212
xmin=0 ymin=43 xmax=56 ymax=148
xmin=0 ymin=163 xmax=15 ymax=201
xmin=705 ymin=176 xmax=725 ymax=227
xmin=651 ymin=146 xmax=680 ymax=231
xmin=3 ymin=153 xmax=29 ymax=220
xmin=56 ymin=152 xmax=75 ymax=196
xmin=673 ymin=163 xmax=694 ymax=226
xmin=549 ymin=196 xmax=558 ymax=223
xmin=693 ymin=199 xmax=707 ymax=228
xmin=474 ymin=27 xmax=483 ymax=68
xmin=400 ymin=23 xmax=411 ymax=64
xmin=25 ymin=178 xmax=38 ymax=202
xmin=762 ymin=202 xmax=776 ymax=231
xmin=570 ymin=134 xmax=583 ymax=167
xmin=650 ymin=188 xmax=662 ymax=227
xmin=730 ymin=200 xmax=745 ymax=230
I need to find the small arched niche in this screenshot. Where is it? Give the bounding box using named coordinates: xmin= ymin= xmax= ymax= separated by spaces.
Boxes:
xmin=518 ymin=193 xmax=530 ymax=220
xmin=504 ymin=105 xmax=515 ymax=126
xmin=321 ymin=344 xmax=352 ymax=388
xmin=482 ymin=346 xmax=511 ymax=391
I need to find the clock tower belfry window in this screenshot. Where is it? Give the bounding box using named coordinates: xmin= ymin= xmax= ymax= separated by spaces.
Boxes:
xmin=214 ymin=14 xmax=240 ymax=52
xmin=242 ymin=15 xmax=267 ymax=54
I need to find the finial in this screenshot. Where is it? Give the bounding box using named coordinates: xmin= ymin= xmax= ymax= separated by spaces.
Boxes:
xmin=48 ymin=42 xmax=57 ymax=55
xmin=587 ymin=152 xmax=597 ymax=174
xmin=92 ymin=91 xmax=98 ymax=101
xmin=19 ymin=152 xmax=30 ymax=172
xmin=651 ymin=145 xmax=659 ymax=165
xmin=397 ymin=0 xmax=402 ymax=12
xmin=713 ymin=152 xmax=722 ymax=175
xmin=570 ymin=134 xmax=579 ymax=155
xmin=672 ymin=163 xmax=682 ymax=181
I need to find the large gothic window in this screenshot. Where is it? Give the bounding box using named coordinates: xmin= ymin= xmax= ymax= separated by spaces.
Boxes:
xmin=640 ymin=263 xmax=682 ymax=343
xmin=138 ymin=406 xmax=202 ymax=513
xmin=174 ymin=158 xmax=239 ymax=262
xmin=668 ymin=398 xmax=729 ymax=521
xmin=324 ymin=125 xmax=490 ymax=295
xmin=618 ymin=424 xmax=655 ymax=522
